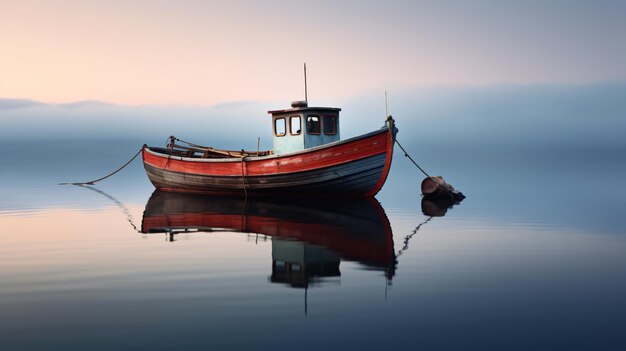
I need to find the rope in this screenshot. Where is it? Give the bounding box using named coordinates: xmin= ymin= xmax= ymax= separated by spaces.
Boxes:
xmin=395 ymin=216 xmax=432 ymax=257
xmin=171 ymin=136 xmax=205 ymax=150
xmin=395 ymin=139 xmax=433 ymax=178
xmin=394 ymin=139 xmax=458 ymax=196
xmin=241 ymin=155 xmax=248 ymax=199
xmin=172 ymin=136 xmax=215 ymax=153
xmin=59 ymin=148 xmax=142 ymax=185
xmin=75 ymin=184 xmax=140 ymax=232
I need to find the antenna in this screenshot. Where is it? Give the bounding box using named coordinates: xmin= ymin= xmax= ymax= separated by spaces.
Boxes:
xmin=304 ymin=63 xmax=308 ymax=103
xmin=385 ymin=91 xmax=389 ymax=118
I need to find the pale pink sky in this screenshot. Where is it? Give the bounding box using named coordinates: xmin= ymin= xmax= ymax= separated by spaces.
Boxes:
xmin=1 ymin=0 xmax=624 ymax=105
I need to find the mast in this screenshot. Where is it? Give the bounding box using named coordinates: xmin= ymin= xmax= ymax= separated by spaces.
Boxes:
xmin=304 ymin=63 xmax=308 ymax=103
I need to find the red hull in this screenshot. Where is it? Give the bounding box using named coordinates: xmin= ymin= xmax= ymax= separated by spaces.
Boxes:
xmin=142 ymin=119 xmax=396 ymax=197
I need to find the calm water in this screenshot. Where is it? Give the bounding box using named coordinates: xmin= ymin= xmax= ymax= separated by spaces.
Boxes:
xmin=1 ymin=137 xmax=626 ymax=350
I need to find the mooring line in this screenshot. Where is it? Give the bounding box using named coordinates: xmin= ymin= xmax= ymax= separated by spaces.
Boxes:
xmin=59 ymin=147 xmax=143 ymax=186
xmin=395 ymin=139 xmax=459 ymax=196
xmin=395 ymin=140 xmax=432 ymax=179
xmin=75 ymin=184 xmax=140 ymax=232
xmin=241 ymin=156 xmax=248 ymax=199
xmin=395 ymin=216 xmax=432 ymax=257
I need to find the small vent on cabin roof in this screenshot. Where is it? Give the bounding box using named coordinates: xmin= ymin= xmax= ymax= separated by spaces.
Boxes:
xmin=291 ymin=100 xmax=308 ymax=108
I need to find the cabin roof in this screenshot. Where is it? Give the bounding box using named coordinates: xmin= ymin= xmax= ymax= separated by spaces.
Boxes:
xmin=267 ymin=106 xmax=341 ymax=115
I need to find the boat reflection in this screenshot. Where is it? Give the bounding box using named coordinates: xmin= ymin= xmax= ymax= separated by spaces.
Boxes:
xmin=141 ymin=191 xmax=397 ymax=287
xmin=421 ymin=196 xmax=461 ymax=217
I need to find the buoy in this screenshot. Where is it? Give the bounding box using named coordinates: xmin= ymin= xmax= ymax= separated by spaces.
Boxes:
xmin=395 ymin=140 xmax=466 ymax=202
xmin=421 ymin=176 xmax=465 ymax=201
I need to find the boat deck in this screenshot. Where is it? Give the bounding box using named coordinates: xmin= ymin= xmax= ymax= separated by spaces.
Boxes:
xmin=149 ymin=143 xmax=273 ymax=159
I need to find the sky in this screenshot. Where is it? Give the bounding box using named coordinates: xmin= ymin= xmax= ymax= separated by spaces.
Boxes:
xmin=1 ymin=0 xmax=625 ymax=105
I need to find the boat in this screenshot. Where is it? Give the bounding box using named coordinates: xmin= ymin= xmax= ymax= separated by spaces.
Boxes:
xmin=141 ymin=190 xmax=397 ymax=285
xmin=141 ymin=100 xmax=397 ymax=196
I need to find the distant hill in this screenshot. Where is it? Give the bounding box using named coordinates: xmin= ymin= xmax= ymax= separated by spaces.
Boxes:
xmin=58 ymin=100 xmax=115 ymax=109
xmin=0 ymin=98 xmax=114 ymax=110
xmin=0 ymin=98 xmax=46 ymax=110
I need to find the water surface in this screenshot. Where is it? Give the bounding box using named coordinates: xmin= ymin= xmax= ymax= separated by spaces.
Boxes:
xmin=1 ymin=116 xmax=626 ymax=350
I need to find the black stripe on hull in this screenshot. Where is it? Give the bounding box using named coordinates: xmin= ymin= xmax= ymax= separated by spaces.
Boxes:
xmin=144 ymin=153 xmax=386 ymax=196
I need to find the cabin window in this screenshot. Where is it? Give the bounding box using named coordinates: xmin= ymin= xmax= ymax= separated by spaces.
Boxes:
xmin=323 ymin=115 xmax=337 ymax=135
xmin=274 ymin=117 xmax=286 ymax=137
xmin=290 ymin=263 xmax=302 ymax=272
xmin=306 ymin=116 xmax=320 ymax=135
xmin=290 ymin=116 xmax=301 ymax=135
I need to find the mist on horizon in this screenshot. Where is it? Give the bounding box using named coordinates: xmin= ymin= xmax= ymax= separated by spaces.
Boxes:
xmin=1 ymin=83 xmax=625 ymax=154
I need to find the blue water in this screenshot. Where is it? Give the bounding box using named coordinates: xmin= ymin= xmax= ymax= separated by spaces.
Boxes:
xmin=2 ymin=88 xmax=626 ymax=350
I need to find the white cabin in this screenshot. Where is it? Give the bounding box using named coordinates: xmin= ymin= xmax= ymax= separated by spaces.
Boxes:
xmin=268 ymin=101 xmax=341 ymax=155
